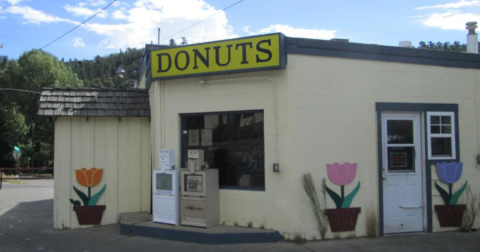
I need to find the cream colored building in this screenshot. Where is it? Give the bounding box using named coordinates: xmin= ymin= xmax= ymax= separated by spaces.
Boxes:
xmin=40 ymin=33 xmax=480 ymax=240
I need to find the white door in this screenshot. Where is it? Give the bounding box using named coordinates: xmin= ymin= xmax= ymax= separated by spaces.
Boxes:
xmin=382 ymin=113 xmax=424 ymax=234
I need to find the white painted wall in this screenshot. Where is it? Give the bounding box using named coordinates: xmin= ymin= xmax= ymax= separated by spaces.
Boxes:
xmin=53 ymin=117 xmax=151 ymax=230
xmin=149 ymin=54 xmax=480 ymax=240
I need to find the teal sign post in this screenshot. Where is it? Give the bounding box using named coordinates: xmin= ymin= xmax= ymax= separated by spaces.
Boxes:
xmin=12 ymin=146 xmax=21 ymax=161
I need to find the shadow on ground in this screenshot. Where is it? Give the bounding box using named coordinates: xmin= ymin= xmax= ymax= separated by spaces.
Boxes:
xmin=1 ymin=198 xmax=480 ymax=252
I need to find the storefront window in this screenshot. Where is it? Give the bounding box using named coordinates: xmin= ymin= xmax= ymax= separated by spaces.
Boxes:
xmin=427 ymin=112 xmax=456 ymax=160
xmin=181 ymin=111 xmax=265 ymax=190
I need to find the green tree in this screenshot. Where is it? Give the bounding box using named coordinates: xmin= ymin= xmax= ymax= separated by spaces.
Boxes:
xmin=181 ymin=37 xmax=188 ymax=46
xmin=0 ymin=106 xmax=29 ymax=167
xmin=0 ymin=49 xmax=82 ymax=167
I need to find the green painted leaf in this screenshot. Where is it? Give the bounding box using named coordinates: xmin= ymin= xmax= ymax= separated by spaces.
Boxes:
xmin=88 ymin=184 xmax=106 ymax=206
xmin=435 ymin=181 xmax=451 ymax=205
xmin=73 ymin=186 xmax=89 ymax=206
xmin=70 ymin=199 xmax=81 ymax=206
xmin=342 ymin=181 xmax=361 ymax=208
xmin=326 ymin=186 xmax=343 ymax=209
xmin=450 ymin=181 xmax=468 ymax=205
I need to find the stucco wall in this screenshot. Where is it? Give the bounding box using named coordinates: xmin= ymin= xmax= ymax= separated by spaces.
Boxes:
xmin=149 ymin=54 xmax=480 ymax=239
xmin=53 ymin=117 xmax=151 ymax=230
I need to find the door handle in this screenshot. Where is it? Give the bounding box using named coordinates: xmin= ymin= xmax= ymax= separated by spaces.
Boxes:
xmin=382 ymin=168 xmax=387 ymax=180
xmin=399 ymin=205 xmax=422 ymax=209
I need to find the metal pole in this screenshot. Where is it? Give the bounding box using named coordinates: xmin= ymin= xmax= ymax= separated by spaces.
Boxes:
xmin=158 ymin=28 xmax=160 ymax=45
xmin=1 ymin=168 xmax=3 ymax=189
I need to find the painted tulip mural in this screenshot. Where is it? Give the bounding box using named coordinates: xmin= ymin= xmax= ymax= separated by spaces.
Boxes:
xmin=325 ymin=162 xmax=361 ymax=232
xmin=435 ymin=162 xmax=468 ymax=205
xmin=70 ymin=168 xmax=107 ymax=225
xmin=434 ymin=162 xmax=468 ymax=227
xmin=326 ymin=162 xmax=361 ymax=209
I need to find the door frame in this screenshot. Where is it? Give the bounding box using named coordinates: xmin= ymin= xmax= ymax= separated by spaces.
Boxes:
xmin=381 ymin=112 xmax=426 ymax=233
xmin=376 ymin=102 xmax=460 ymax=236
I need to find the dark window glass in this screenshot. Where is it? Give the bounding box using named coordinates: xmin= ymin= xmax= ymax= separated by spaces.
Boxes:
xmin=431 ymin=137 xmax=452 ymax=157
xmin=431 ymin=126 xmax=440 ymax=134
xmin=441 ymin=126 xmax=451 ymax=134
xmin=441 ymin=116 xmax=451 ymax=124
xmin=431 ymin=116 xmax=440 ymax=124
xmin=156 ymin=173 xmax=173 ymax=191
xmin=181 ymin=111 xmax=265 ymax=190
xmin=387 ymin=120 xmax=414 ymax=144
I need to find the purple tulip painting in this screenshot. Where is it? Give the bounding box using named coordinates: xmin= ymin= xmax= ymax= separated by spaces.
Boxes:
xmin=435 ymin=162 xmax=468 ymax=205
xmin=325 ymin=162 xmax=361 ymax=208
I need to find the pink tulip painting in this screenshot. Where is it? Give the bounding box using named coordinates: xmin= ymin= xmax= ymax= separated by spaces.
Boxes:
xmin=325 ymin=162 xmax=361 ymax=209
xmin=327 ymin=162 xmax=357 ymax=186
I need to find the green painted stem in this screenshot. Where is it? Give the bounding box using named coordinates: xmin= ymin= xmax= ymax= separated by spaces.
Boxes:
xmin=448 ymin=184 xmax=452 ymax=197
xmin=341 ymin=185 xmax=344 ymax=200
xmin=88 ymin=187 xmax=91 ymax=200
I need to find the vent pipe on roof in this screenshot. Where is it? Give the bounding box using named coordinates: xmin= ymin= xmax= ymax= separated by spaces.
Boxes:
xmin=399 ymin=41 xmax=412 ymax=48
xmin=466 ymin=21 xmax=478 ymax=54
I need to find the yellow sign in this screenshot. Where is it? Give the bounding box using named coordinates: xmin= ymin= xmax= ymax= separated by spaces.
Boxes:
xmin=151 ymin=33 xmax=286 ymax=80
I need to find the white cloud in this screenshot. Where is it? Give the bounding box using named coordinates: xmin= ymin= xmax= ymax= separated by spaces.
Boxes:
xmin=415 ymin=1 xmax=480 ymax=30
xmin=73 ymin=37 xmax=85 ymax=47
xmin=83 ymin=0 xmax=237 ymax=49
xmin=416 ymin=0 xmax=480 ymax=10
xmin=111 ymin=9 xmax=127 ymax=20
xmin=5 ymin=5 xmax=77 ymax=24
xmin=88 ymin=0 xmax=107 ymax=7
xmin=420 ymin=11 xmax=480 ymax=30
xmin=6 ymin=0 xmax=24 ymax=5
xmin=257 ymin=24 xmax=336 ymax=40
xmin=64 ymin=4 xmax=107 ymax=19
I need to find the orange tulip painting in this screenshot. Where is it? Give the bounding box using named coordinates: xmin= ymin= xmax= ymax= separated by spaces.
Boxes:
xmin=70 ymin=168 xmax=106 ymax=207
xmin=76 ymin=168 xmax=103 ymax=187
xmin=70 ymin=168 xmax=107 ymax=225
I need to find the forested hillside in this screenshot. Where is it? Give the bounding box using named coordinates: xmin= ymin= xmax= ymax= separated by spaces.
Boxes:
xmin=66 ymin=47 xmax=144 ymax=88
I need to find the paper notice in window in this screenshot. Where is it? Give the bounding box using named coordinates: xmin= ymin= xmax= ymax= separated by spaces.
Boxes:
xmin=201 ymin=129 xmax=212 ymax=146
xmin=188 ymin=130 xmax=200 ymax=146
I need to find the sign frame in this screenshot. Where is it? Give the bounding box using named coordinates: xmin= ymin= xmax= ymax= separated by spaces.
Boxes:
xmin=150 ymin=33 xmax=287 ymax=81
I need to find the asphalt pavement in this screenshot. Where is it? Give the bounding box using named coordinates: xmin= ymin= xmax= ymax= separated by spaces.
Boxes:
xmin=1 ymin=179 xmax=480 ymax=252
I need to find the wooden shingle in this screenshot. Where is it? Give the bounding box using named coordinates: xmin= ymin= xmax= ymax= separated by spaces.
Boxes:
xmin=37 ymin=87 xmax=150 ymax=118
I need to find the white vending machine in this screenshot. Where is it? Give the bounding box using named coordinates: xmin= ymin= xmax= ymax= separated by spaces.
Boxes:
xmin=180 ymin=150 xmax=219 ymax=228
xmin=152 ymin=149 xmax=180 ymax=225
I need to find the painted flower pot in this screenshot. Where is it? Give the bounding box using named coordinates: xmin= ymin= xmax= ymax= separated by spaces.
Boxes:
xmin=434 ymin=204 xmax=466 ymax=227
xmin=325 ymin=207 xmax=361 ymax=232
xmin=74 ymin=205 xmax=106 ymax=225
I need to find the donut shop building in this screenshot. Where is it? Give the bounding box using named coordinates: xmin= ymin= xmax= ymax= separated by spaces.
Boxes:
xmin=40 ymin=28 xmax=480 ymax=240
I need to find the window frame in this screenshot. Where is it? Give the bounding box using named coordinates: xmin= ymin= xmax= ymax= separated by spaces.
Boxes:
xmin=426 ymin=111 xmax=456 ymax=160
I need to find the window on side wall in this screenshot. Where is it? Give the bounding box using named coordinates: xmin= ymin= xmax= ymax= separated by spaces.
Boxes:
xmin=427 ymin=111 xmax=456 ymax=160
xmin=181 ymin=111 xmax=265 ymax=190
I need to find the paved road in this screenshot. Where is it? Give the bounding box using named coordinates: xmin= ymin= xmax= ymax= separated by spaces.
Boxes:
xmin=1 ymin=180 xmax=480 ymax=252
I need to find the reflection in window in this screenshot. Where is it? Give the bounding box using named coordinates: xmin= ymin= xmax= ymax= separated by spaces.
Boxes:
xmin=181 ymin=111 xmax=265 ymax=190
xmin=387 ymin=120 xmax=414 ymax=144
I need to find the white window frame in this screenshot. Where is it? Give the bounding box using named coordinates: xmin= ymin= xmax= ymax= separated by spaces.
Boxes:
xmin=426 ymin=111 xmax=456 ymax=160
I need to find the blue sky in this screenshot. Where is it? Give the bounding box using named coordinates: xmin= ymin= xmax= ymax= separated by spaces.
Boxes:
xmin=0 ymin=0 xmax=479 ymax=61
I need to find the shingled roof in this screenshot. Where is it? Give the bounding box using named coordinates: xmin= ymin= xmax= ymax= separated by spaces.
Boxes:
xmin=37 ymin=87 xmax=150 ymax=117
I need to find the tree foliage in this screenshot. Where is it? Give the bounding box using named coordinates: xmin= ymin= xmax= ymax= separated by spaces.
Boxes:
xmin=0 ymin=50 xmax=82 ymax=167
xmin=65 ymin=48 xmax=144 ymax=88
xmin=417 ymin=41 xmax=467 ymax=52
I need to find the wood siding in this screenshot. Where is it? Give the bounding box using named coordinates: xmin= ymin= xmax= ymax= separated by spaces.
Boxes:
xmin=53 ymin=117 xmax=151 ymax=229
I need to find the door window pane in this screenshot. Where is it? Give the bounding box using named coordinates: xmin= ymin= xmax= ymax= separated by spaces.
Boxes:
xmin=387 ymin=120 xmax=414 ymax=144
xmin=387 ymin=147 xmax=415 ymax=172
